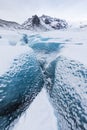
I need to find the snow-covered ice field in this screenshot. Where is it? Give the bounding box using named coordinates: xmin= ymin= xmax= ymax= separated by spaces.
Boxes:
xmin=0 ymin=28 xmax=87 ymax=130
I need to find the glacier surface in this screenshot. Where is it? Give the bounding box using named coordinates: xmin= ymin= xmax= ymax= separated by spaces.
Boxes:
xmin=0 ymin=29 xmax=87 ymax=130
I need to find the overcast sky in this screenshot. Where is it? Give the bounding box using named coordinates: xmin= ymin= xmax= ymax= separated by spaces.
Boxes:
xmin=0 ymin=0 xmax=87 ymax=23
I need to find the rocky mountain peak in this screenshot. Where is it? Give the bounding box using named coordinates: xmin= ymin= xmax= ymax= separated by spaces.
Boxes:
xmin=22 ymin=15 xmax=68 ymax=31
xmin=0 ymin=15 xmax=68 ymax=31
xmin=32 ymin=15 xmax=40 ymax=26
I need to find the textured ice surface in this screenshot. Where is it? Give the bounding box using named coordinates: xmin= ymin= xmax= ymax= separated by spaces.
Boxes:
xmin=0 ymin=46 xmax=43 ymax=129
xmin=0 ymin=29 xmax=87 ymax=130
xmin=46 ymin=56 xmax=87 ymax=130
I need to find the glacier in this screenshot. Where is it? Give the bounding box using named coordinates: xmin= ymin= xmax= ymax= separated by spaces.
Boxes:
xmin=0 ymin=29 xmax=87 ymax=130
xmin=45 ymin=56 xmax=87 ymax=130
xmin=0 ymin=46 xmax=44 ymax=130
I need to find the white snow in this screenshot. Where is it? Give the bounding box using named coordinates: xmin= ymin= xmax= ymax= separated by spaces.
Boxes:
xmin=40 ymin=29 xmax=87 ymax=66
xmin=60 ymin=44 xmax=87 ymax=66
xmin=0 ymin=45 xmax=32 ymax=75
xmin=12 ymin=89 xmax=57 ymax=130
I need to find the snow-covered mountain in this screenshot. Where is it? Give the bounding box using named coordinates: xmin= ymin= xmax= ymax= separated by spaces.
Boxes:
xmin=79 ymin=22 xmax=87 ymax=29
xmin=0 ymin=19 xmax=22 ymax=30
xmin=0 ymin=15 xmax=68 ymax=31
xmin=1 ymin=15 xmax=87 ymax=31
xmin=68 ymin=21 xmax=87 ymax=30
xmin=22 ymin=15 xmax=68 ymax=31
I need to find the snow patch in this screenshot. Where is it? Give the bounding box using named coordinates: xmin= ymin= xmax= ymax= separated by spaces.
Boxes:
xmin=12 ymin=89 xmax=57 ymax=130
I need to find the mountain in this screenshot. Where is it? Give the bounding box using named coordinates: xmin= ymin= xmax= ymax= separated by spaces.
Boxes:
xmin=68 ymin=21 xmax=87 ymax=30
xmin=0 ymin=19 xmax=22 ymax=29
xmin=22 ymin=15 xmax=68 ymax=31
xmin=0 ymin=15 xmax=68 ymax=31
xmin=79 ymin=22 xmax=87 ymax=29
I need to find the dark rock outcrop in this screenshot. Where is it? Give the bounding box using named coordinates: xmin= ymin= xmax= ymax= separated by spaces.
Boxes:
xmin=32 ymin=15 xmax=40 ymax=26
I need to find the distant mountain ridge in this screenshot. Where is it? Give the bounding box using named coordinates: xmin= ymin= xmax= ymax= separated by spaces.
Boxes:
xmin=0 ymin=15 xmax=68 ymax=31
xmin=0 ymin=19 xmax=22 ymax=29
xmin=22 ymin=15 xmax=68 ymax=31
